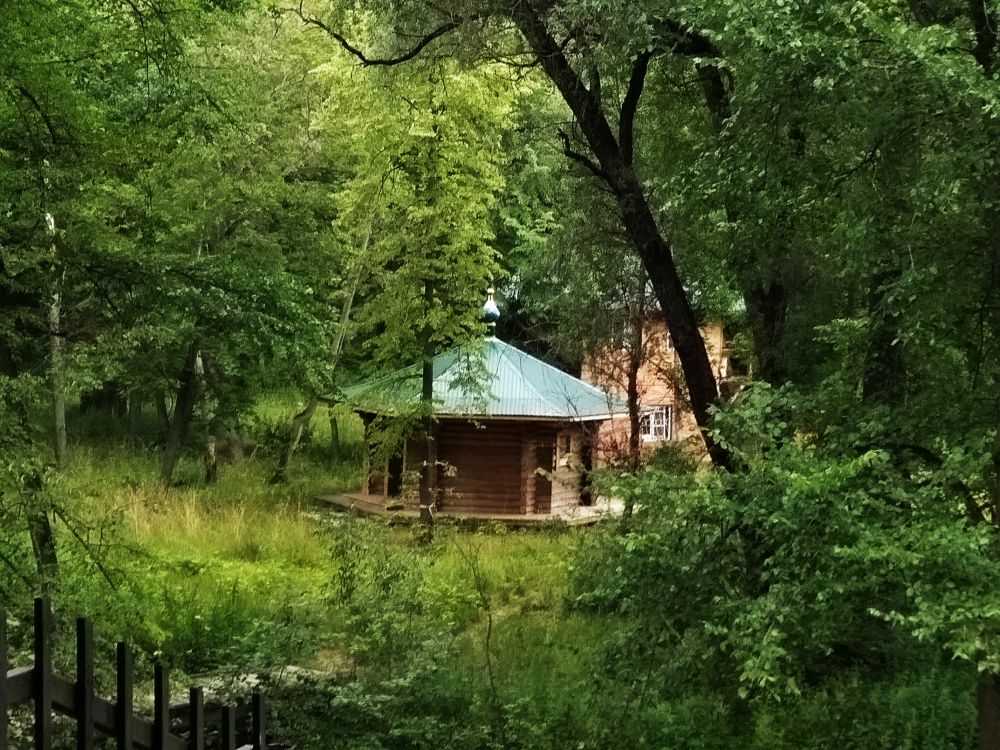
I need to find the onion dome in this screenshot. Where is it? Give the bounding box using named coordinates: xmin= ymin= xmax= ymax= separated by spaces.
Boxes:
xmin=482 ymin=287 xmax=500 ymax=335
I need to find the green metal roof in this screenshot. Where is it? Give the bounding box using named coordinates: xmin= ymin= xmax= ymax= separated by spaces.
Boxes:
xmin=342 ymin=337 xmax=627 ymax=422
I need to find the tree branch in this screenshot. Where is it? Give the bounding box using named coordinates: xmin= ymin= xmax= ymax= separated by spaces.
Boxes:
xmin=620 ymin=51 xmax=651 ymax=166
xmin=291 ymin=2 xmax=472 ymax=66
xmin=968 ymin=0 xmax=998 ymax=73
xmin=656 ymin=18 xmax=719 ymax=57
xmin=557 ymin=129 xmax=607 ymax=181
xmin=511 ymin=4 xmax=621 ymax=177
xmin=652 ymin=19 xmax=732 ymax=130
xmin=15 ymin=84 xmax=59 ymax=145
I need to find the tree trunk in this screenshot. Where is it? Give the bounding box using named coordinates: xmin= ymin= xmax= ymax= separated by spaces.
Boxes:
xmin=160 ymin=346 xmax=201 ymax=485
xmin=744 ymin=281 xmax=788 ymax=384
xmin=329 ymin=410 xmax=340 ymax=463
xmin=274 ymin=397 xmax=319 ymax=482
xmin=862 ymin=260 xmax=906 ymax=406
xmin=511 ymin=4 xmax=731 ymax=470
xmin=45 ymin=213 xmax=67 ymax=466
xmin=195 ymin=352 xmax=218 ymax=484
xmin=27 ymin=509 xmax=58 ymax=596
xmin=204 ymin=433 xmax=218 ymax=484
xmin=24 ymin=469 xmax=58 ymax=596
xmin=155 ymin=392 xmax=171 ymax=435
xmin=980 ymin=673 xmax=1000 ymax=750
xmin=418 ymin=282 xmax=437 ymax=529
xmin=48 ymin=288 xmax=66 ymax=467
xmin=625 ymin=298 xmax=647 ymax=471
xmin=275 ymin=233 xmax=366 ymax=481
xmin=990 ymin=400 xmax=1000 ymax=527
xmin=626 ymin=344 xmax=643 ymax=470
xmin=623 ymin=363 xmax=642 ymax=519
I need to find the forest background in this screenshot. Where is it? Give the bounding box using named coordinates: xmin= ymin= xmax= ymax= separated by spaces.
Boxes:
xmin=2 ymin=0 xmax=1000 ymax=748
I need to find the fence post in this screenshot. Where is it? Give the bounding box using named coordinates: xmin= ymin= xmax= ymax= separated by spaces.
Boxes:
xmin=1 ymin=609 xmax=7 ymax=750
xmin=153 ymin=665 xmax=168 ymax=750
xmin=188 ymin=687 xmax=204 ymax=750
xmin=221 ymin=706 xmax=235 ymax=750
xmin=33 ymin=598 xmax=52 ymax=750
xmin=116 ymin=643 xmax=133 ymax=750
xmin=76 ymin=618 xmax=94 ymax=750
xmin=251 ymin=692 xmax=265 ymax=750
xmin=4 ymin=607 xmax=281 ymax=750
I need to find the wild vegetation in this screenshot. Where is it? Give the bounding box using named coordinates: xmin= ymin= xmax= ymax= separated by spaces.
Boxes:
xmin=3 ymin=0 xmax=1000 ymax=748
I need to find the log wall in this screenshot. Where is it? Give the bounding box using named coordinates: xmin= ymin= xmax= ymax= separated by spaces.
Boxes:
xmin=370 ymin=418 xmax=595 ymax=516
xmin=436 ymin=420 xmax=525 ymax=514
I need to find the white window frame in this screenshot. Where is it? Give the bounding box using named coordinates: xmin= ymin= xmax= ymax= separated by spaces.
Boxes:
xmin=640 ymin=405 xmax=672 ymax=441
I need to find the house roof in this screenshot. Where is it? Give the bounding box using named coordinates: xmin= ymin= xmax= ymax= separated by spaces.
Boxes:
xmin=342 ymin=336 xmax=628 ymax=422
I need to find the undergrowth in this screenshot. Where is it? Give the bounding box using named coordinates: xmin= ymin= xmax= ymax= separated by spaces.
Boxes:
xmin=4 ymin=394 xmax=979 ymax=750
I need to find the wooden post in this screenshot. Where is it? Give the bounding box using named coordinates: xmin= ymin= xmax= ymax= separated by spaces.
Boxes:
xmin=251 ymin=692 xmax=265 ymax=750
xmin=1 ymin=609 xmax=8 ymax=750
xmin=221 ymin=707 xmax=236 ymax=750
xmin=76 ymin=618 xmax=95 ymax=750
xmin=329 ymin=412 xmax=340 ymax=464
xmin=418 ymin=281 xmax=436 ymax=529
xmin=153 ymin=665 xmax=169 ymax=750
xmin=188 ymin=688 xmax=204 ymax=750
xmin=116 ymin=643 xmax=133 ymax=750
xmin=33 ymin=598 xmax=52 ymax=750
xmin=520 ymin=435 xmax=535 ymax=514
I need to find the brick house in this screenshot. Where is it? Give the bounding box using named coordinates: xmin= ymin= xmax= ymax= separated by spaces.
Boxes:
xmin=580 ymin=312 xmax=730 ymax=463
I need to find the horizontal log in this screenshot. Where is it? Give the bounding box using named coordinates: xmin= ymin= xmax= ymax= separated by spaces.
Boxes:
xmin=5 ymin=667 xmax=32 ymax=702
xmin=54 ymin=671 xmax=187 ymax=750
xmin=445 ymin=502 xmax=523 ymax=512
xmin=5 ymin=667 xmax=186 ymax=750
xmin=447 ymin=480 xmax=521 ymax=489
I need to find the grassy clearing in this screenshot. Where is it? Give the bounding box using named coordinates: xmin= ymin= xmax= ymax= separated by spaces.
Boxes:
xmin=41 ymin=396 xmax=632 ymax=750
xmin=53 ymin=404 xmax=587 ymax=686
xmin=38 ymin=401 xmax=972 ymax=750
xmin=60 ymin=445 xmax=330 ymax=565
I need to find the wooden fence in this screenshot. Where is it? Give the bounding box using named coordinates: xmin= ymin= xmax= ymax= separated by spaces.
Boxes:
xmin=1 ymin=599 xmax=269 ymax=750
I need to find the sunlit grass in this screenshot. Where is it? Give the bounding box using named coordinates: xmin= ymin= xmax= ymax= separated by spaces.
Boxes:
xmin=60 ymin=447 xmax=330 ymax=567
xmin=53 ymin=396 xmax=592 ymax=684
xmin=422 ymin=524 xmax=577 ymax=614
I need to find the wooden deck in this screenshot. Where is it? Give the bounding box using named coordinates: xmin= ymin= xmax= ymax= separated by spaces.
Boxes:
xmin=314 ymin=492 xmax=621 ymax=527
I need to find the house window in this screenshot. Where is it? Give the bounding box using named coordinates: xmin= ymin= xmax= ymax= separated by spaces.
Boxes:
xmin=640 ymin=406 xmax=672 ymax=441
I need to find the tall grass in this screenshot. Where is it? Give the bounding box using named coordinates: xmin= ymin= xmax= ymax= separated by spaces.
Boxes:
xmin=50 ymin=396 xmax=607 ymax=723
xmin=50 ymin=396 xmax=367 ymax=674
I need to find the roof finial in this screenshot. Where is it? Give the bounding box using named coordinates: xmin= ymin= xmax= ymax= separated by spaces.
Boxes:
xmin=482 ymin=287 xmax=500 ymax=337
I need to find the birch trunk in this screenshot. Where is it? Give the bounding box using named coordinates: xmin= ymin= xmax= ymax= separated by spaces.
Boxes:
xmin=48 ymin=289 xmax=66 ymax=466
xmin=275 ymin=226 xmax=368 ymax=481
xmin=46 ymin=213 xmax=66 ymax=466
xmin=160 ymin=346 xmax=201 ymax=485
xmin=418 ymin=281 xmax=437 ymax=529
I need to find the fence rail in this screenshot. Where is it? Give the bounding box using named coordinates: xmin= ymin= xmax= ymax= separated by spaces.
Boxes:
xmin=1 ymin=599 xmax=269 ymax=750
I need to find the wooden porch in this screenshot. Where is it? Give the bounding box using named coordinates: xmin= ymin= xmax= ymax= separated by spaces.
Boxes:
xmin=314 ymin=492 xmax=621 ymax=527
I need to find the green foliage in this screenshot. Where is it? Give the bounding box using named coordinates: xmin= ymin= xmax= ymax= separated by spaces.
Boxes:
xmin=569 ymin=383 xmax=995 ymax=745
xmin=3 ymin=0 xmax=1000 ymax=746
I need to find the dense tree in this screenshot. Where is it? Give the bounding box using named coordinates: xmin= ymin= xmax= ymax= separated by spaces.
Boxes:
xmin=292 ymin=0 xmax=736 ymax=467
xmin=3 ymin=0 xmax=1000 ymax=745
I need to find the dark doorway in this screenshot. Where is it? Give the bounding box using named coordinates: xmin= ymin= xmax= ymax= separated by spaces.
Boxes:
xmin=386 ymin=452 xmax=404 ymax=497
xmin=580 ymin=439 xmax=594 ymax=506
xmin=534 ymin=440 xmax=554 ymax=513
